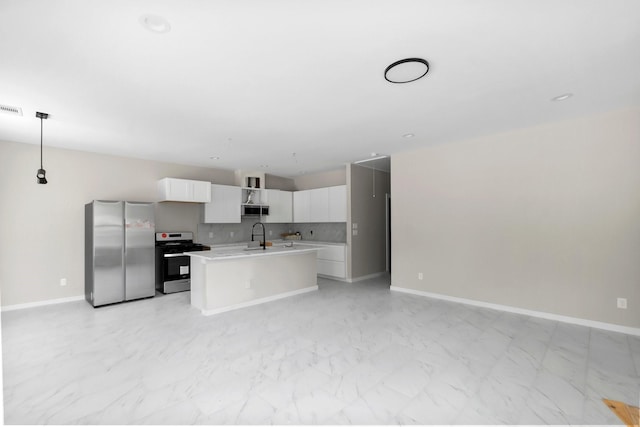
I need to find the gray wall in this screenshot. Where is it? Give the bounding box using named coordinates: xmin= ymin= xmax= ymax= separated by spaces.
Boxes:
xmin=265 ymin=174 xmax=296 ymax=191
xmin=294 ymin=168 xmax=346 ymax=190
xmin=391 ymin=107 xmax=640 ymax=329
xmin=348 ymin=164 xmax=391 ymax=280
xmin=198 ymin=219 xmax=346 ymax=245
xmin=0 ymin=140 xmax=235 ymax=307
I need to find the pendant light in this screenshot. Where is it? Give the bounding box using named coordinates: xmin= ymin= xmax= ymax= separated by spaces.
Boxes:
xmin=35 ymin=111 xmax=49 ymax=184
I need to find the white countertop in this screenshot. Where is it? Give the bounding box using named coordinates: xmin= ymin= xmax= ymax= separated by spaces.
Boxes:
xmin=185 ymin=244 xmax=322 ymax=261
xmin=203 ymin=240 xmax=346 ymax=249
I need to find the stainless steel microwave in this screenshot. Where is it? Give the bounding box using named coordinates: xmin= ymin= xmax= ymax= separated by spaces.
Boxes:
xmin=242 ymin=205 xmax=269 ymax=216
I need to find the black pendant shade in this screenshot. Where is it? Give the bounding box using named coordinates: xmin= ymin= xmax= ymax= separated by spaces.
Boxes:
xmin=36 ymin=111 xmax=48 ymax=184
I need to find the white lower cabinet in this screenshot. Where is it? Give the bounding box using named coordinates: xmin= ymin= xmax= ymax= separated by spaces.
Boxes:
xmin=297 ymin=243 xmax=346 ymax=279
xmin=317 ymin=259 xmax=346 ymax=278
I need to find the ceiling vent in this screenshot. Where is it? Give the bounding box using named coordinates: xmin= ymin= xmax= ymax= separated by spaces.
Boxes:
xmin=0 ymin=104 xmax=23 ymax=116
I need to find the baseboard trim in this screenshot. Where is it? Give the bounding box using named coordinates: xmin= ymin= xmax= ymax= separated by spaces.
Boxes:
xmin=389 ymin=286 xmax=640 ymax=337
xmin=1 ymin=295 xmax=85 ymax=312
xmin=318 ymin=274 xmax=348 ymax=282
xmin=347 ymin=272 xmax=388 ymax=283
xmin=201 ymin=285 xmax=319 ymax=316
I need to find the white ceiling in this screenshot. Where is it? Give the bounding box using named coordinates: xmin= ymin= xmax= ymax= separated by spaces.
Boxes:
xmin=1 ymin=0 xmax=639 ymax=177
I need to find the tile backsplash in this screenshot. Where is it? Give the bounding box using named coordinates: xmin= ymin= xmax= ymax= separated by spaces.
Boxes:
xmin=197 ymin=218 xmax=346 ymax=245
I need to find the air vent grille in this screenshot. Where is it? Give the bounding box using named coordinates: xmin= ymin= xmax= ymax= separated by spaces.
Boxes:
xmin=0 ymin=104 xmax=23 ymax=116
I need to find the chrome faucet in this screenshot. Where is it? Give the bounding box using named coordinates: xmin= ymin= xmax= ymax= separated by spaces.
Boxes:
xmin=251 ymin=222 xmax=266 ymax=250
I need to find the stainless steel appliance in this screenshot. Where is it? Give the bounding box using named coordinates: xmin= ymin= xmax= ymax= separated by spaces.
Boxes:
xmin=84 ymin=200 xmax=155 ymax=307
xmin=241 ymin=204 xmax=269 ymax=216
xmin=155 ymin=232 xmax=209 ymax=294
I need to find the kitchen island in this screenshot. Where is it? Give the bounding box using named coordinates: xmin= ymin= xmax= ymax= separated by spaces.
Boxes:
xmin=185 ymin=244 xmax=320 ymax=315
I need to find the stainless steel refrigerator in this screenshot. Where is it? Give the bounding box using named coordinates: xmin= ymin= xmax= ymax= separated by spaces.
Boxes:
xmin=85 ymin=200 xmax=155 ymax=307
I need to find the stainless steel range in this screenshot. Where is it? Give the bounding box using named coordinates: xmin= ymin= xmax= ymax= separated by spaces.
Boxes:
xmin=155 ymin=232 xmax=209 ymax=294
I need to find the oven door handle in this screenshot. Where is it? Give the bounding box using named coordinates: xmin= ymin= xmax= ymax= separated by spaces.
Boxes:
xmin=163 ymin=253 xmax=188 ymax=258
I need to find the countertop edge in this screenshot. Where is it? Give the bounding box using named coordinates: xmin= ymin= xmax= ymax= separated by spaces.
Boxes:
xmin=184 ymin=246 xmax=320 ymax=261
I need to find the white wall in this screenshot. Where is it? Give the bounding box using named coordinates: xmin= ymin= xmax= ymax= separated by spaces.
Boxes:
xmin=391 ymin=107 xmax=640 ymax=328
xmin=0 ymin=140 xmax=235 ymax=307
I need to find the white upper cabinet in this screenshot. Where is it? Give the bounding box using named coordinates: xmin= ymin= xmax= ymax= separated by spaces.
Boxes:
xmin=293 ymin=190 xmax=311 ymax=223
xmin=309 ymin=187 xmax=329 ymax=222
xmin=203 ymin=184 xmax=241 ymax=223
xmin=264 ymin=189 xmax=292 ymax=223
xmin=293 ymin=185 xmax=347 ymax=223
xmin=328 ymin=185 xmax=347 ymax=222
xmin=158 ymin=178 xmax=212 ymax=203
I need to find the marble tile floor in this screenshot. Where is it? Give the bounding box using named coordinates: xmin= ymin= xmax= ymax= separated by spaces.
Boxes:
xmin=2 ymin=275 xmax=639 ymax=425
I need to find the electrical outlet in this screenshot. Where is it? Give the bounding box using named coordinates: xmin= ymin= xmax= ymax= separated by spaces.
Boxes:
xmin=245 ymin=281 xmax=251 ymax=289
xmin=418 ymin=272 xmax=423 ymax=280
xmin=617 ymin=298 xmax=627 ymax=309
xmin=230 ymin=231 xmax=234 ymax=238
xmin=209 ymin=232 xmax=214 ymax=238
xmin=352 ymin=223 xmax=358 ymax=229
xmin=269 ymin=230 xmax=272 ymax=236
xmin=60 ymin=278 xmax=67 ymax=287
xmin=352 ymin=229 xmax=358 ymax=236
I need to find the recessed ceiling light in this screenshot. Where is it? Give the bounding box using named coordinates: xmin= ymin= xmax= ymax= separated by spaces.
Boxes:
xmin=260 ymin=164 xmax=269 ymax=168
xmin=209 ymin=156 xmax=220 ymax=160
xmin=370 ymin=152 xmax=378 ymax=157
xmin=551 ymin=93 xmax=573 ymax=102
xmin=384 ymin=58 xmax=429 ymax=84
xmin=139 ymin=14 xmax=171 ymax=34
xmin=403 ymin=133 xmax=415 ymax=138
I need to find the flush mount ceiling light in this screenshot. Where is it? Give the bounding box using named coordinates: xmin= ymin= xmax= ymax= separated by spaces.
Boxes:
xmin=384 ymin=58 xmax=429 ymax=83
xmin=209 ymin=156 xmax=220 ymax=160
xmin=35 ymin=111 xmax=49 ymax=184
xmin=139 ymin=14 xmax=171 ymax=34
xmin=403 ymin=133 xmax=415 ymax=138
xmin=551 ymin=93 xmax=573 ymax=102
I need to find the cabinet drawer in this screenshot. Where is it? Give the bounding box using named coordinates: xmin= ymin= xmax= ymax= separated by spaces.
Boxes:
xmin=317 ymin=259 xmax=345 ymax=278
xmin=317 ymin=245 xmax=345 ymax=262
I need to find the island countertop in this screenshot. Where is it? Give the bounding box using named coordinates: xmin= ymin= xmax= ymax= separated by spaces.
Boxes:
xmin=186 ymin=243 xmax=320 ymax=316
xmin=184 ymin=244 xmax=321 ymax=261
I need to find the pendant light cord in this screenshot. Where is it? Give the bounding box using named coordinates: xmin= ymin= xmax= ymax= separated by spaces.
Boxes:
xmin=40 ymin=117 xmax=43 ymax=169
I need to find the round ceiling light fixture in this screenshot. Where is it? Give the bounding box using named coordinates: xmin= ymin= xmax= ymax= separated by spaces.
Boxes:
xmin=403 ymin=133 xmax=415 ymax=138
xmin=384 ymin=58 xmax=429 ymax=83
xmin=139 ymin=14 xmax=171 ymax=34
xmin=551 ymin=93 xmax=573 ymax=102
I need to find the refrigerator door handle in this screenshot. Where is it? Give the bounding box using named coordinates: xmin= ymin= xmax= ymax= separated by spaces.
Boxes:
xmin=163 ymin=253 xmax=188 ymax=258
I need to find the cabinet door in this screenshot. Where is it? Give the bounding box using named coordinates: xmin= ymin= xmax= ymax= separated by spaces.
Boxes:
xmin=192 ymin=180 xmax=212 ymax=203
xmin=317 ymin=259 xmax=346 ymax=278
xmin=158 ymin=178 xmax=211 ymax=202
xmin=204 ymin=184 xmax=241 ymax=223
xmin=159 ymin=178 xmax=190 ymax=201
xmin=328 ymin=185 xmax=347 ymax=222
xmin=309 ymin=187 xmax=329 ymax=222
xmin=317 ymin=245 xmax=345 ymax=262
xmin=265 ymin=190 xmax=292 ymax=223
xmin=293 ymin=190 xmax=311 ymax=223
